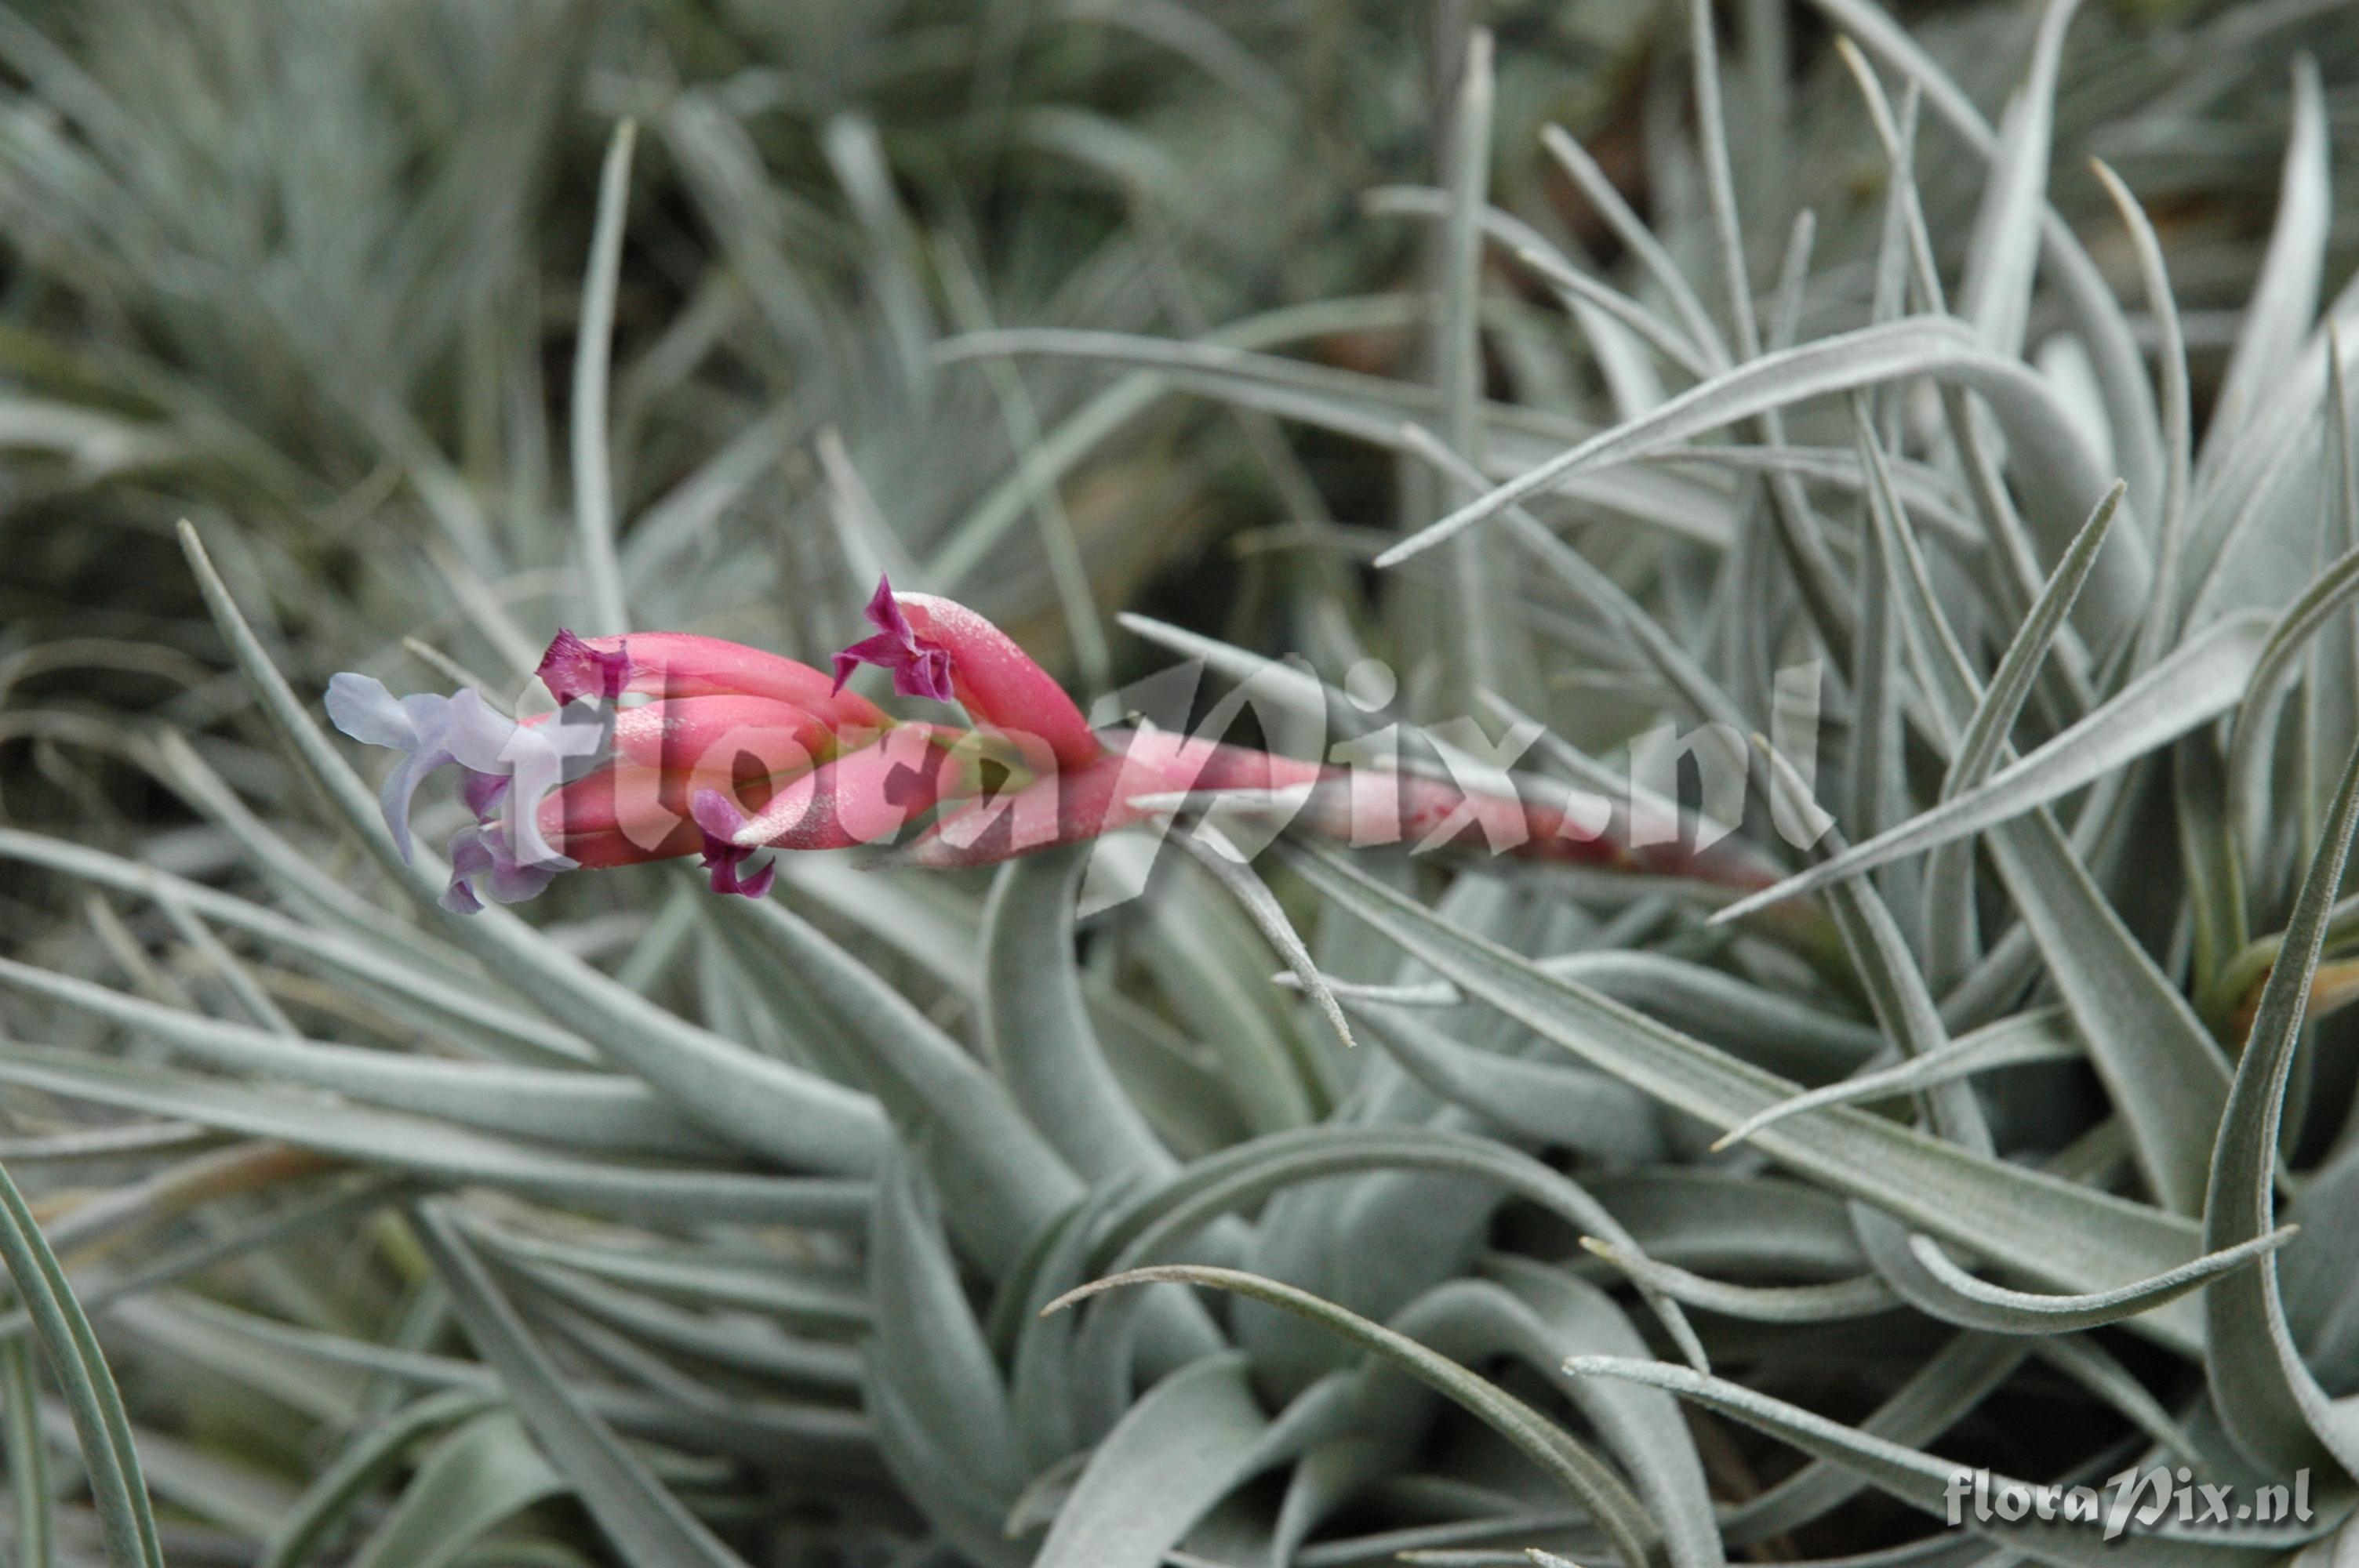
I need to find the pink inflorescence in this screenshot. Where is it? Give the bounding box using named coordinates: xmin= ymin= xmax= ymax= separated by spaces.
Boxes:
xmin=328 ymin=573 xmax=1707 ymax=914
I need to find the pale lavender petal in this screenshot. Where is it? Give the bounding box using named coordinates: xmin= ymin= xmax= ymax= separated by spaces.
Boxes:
xmin=325 ymin=673 xmax=427 ymax=749
xmin=440 ymin=688 xmax=520 ymax=774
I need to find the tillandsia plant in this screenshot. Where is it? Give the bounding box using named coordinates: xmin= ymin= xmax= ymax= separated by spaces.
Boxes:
xmin=5 ymin=5 xmax=2359 ymax=1568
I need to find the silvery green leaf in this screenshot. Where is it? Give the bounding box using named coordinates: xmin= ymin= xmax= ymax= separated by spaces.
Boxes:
xmin=2230 ymin=546 xmax=2359 ymax=831
xmin=1714 ymin=1007 xmax=2080 ymax=1150
xmin=1716 ymin=608 xmax=2271 ymax=919
xmin=411 ymin=1203 xmax=753 ymax=1568
xmin=2205 ymin=734 xmax=2359 ymax=1479
xmin=1278 ymin=845 xmax=2209 ymax=1336
xmin=0 ymin=1041 xmax=865 ymax=1228
xmin=1866 ymin=1222 xmax=2300 ymax=1335
xmin=982 ymin=846 xmax=1174 ymax=1183
xmin=256 ymin=1389 xmax=502 ymax=1568
xmin=1405 ymin=1258 xmax=1722 ymax=1568
xmin=1049 ymin=1269 xmax=1660 ymax=1568
xmin=1027 ymin=1352 xmax=1273 ymax=1568
xmin=0 ymin=956 xmax=713 ymax=1158
xmin=1954 ymin=0 xmax=2081 ymax=360
xmin=1579 ymin=1236 xmax=1899 ymax=1323
xmin=460 ymin=1220 xmax=868 ymax=1329
xmin=1169 ymin=822 xmax=1355 ymax=1052
xmin=1568 ymin=1356 xmax=2288 ymax=1563
xmin=722 ymin=895 xmax=1081 ymax=1276
xmin=1084 ymin=1123 xmax=1704 ymax=1372
xmin=0 ymin=1156 xmax=165 ymax=1568
xmin=1375 ymin=318 xmax=2132 ymax=626
xmin=1803 ymin=0 xmax=2163 ymax=509
xmin=867 ymin=1149 xmax=1026 ymax=1499
xmin=346 ymin=1410 xmax=565 ymax=1568
xmin=2 ymin=1339 xmax=45 ymax=1568
xmin=2088 ymin=162 xmax=2193 ymax=668
xmin=1303 ymin=949 xmax=1881 ymax=1077
xmin=570 ymin=118 xmax=634 ymax=637
xmin=1351 ymin=1004 xmax=1666 ymax=1165
xmin=2203 ymin=57 xmax=2328 ymax=469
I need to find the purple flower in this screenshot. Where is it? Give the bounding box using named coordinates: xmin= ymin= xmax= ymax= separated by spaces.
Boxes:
xmin=537 ymin=629 xmax=631 ymax=705
xmin=327 ymin=671 xmax=605 ymax=913
xmin=831 ymin=575 xmax=954 ymax=702
xmin=325 ymin=674 xmax=518 ymax=863
xmin=690 ymin=789 xmax=776 ymax=898
xmin=439 ymin=822 xmax=569 ymax=914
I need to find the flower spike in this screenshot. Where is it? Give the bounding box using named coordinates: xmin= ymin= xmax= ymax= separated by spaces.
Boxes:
xmin=832 ymin=575 xmax=954 ymax=702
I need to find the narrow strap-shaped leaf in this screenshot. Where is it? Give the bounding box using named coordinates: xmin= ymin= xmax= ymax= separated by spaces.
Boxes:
xmin=0 ymin=1156 xmax=165 ymax=1568
xmin=1580 ymin=1237 xmax=1899 ymax=1323
xmin=1715 ymin=1007 xmax=2079 ymax=1150
xmin=1954 ymin=0 xmax=2081 ymax=359
xmin=571 ymin=118 xmax=635 ymax=635
xmin=1048 ymin=1269 xmax=1661 ymax=1568
xmin=867 ymin=1149 xmax=1026 ymax=1499
xmin=2204 ymin=56 xmax=2328 ymax=467
xmin=0 ymin=1042 xmax=865 ymax=1228
xmin=2090 ymin=161 xmax=2192 ymax=669
xmin=2229 ymin=544 xmax=2359 ymax=833
xmin=1804 ymin=0 xmax=2165 ymax=513
xmin=411 ymin=1202 xmax=752 ymax=1568
xmin=1570 ymin=1356 xmax=2297 ymax=1563
xmin=1027 ymin=1352 xmax=1272 ymax=1568
xmin=1278 ymin=846 xmax=2205 ymax=1300
xmin=1538 ymin=124 xmax=1728 ymax=368
xmin=1427 ymin=1258 xmax=1724 ymax=1568
xmin=1755 ymin=735 xmax=1991 ymax=1155
xmin=0 ymin=957 xmax=712 ymax=1158
xmin=1719 ymin=1332 xmax=2026 ymax=1548
xmin=981 ymin=846 xmax=1174 ymax=1183
xmin=1866 ymin=1222 xmax=2300 ymax=1334
xmin=1373 ymin=317 xmax=2128 ymax=617
xmin=1169 ymin=823 xmax=1354 ymax=1051
xmin=1298 ymin=948 xmax=1882 ymax=1071
xmin=255 ymin=1388 xmax=503 ymax=1568
xmin=722 ymin=895 xmax=1081 ymax=1275
xmin=1941 ymin=481 xmax=2126 ymax=799
xmin=2 ymin=1338 xmax=45 ymax=1568
xmin=1353 ymin=1004 xmax=1666 ymax=1165
xmin=2205 ymin=733 xmax=2359 ymax=1479
xmin=0 ymin=829 xmax=594 ymax=1066
xmin=1716 ymin=608 xmax=2272 ymax=920
xmin=346 ymin=1410 xmax=565 ymax=1568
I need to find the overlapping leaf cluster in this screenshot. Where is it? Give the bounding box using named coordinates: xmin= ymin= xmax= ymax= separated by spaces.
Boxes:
xmin=2 ymin=2 xmax=2358 ymax=1566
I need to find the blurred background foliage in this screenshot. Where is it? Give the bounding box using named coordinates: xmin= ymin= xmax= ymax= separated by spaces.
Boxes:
xmin=0 ymin=1 xmax=2357 ymax=1565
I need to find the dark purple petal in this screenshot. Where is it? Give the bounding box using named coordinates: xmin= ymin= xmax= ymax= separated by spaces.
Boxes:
xmin=459 ymin=768 xmax=510 ymax=822
xmin=537 ymin=629 xmax=631 ymax=704
xmin=830 ymin=574 xmax=955 ymax=702
xmin=440 ymin=826 xmax=496 ymax=913
xmin=691 ymin=788 xmax=775 ymax=898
